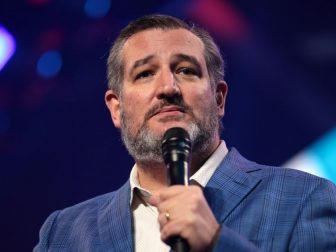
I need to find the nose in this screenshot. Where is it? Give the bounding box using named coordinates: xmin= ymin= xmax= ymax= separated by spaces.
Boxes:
xmin=155 ymin=68 xmax=181 ymax=99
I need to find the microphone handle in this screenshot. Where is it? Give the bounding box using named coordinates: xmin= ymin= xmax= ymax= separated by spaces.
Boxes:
xmin=168 ymin=236 xmax=190 ymax=252
xmin=167 ymin=160 xmax=190 ymax=252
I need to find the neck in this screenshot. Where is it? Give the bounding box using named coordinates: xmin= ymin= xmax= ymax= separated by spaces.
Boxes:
xmin=136 ymin=161 xmax=167 ymax=194
xmin=190 ymin=137 xmax=221 ymax=175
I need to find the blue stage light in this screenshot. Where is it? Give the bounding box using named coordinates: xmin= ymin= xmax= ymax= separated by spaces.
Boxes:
xmin=84 ymin=0 xmax=111 ymax=18
xmin=0 ymin=25 xmax=16 ymax=71
xmin=37 ymin=50 xmax=62 ymax=78
xmin=285 ymin=128 xmax=336 ymax=183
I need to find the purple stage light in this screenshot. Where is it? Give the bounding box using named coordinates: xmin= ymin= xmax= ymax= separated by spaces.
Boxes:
xmin=28 ymin=0 xmax=49 ymax=5
xmin=190 ymin=0 xmax=249 ymax=42
xmin=0 ymin=25 xmax=16 ymax=71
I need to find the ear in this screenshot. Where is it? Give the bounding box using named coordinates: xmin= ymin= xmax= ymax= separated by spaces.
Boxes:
xmin=215 ymin=80 xmax=228 ymax=118
xmin=105 ymin=89 xmax=121 ymax=128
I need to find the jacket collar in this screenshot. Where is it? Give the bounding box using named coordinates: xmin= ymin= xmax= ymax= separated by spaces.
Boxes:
xmin=204 ymin=148 xmax=262 ymax=223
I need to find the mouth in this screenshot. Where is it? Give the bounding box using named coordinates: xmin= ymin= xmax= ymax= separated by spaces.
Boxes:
xmin=152 ymin=106 xmax=185 ymax=117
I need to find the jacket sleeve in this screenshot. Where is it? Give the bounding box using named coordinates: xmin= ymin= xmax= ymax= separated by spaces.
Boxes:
xmin=33 ymin=210 xmax=61 ymax=252
xmin=289 ymin=179 xmax=336 ymax=251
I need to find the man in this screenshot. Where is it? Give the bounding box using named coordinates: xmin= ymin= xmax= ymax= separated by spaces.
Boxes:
xmin=35 ymin=15 xmax=336 ymax=251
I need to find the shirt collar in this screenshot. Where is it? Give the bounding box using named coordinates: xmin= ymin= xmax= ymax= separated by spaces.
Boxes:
xmin=190 ymin=140 xmax=228 ymax=187
xmin=129 ymin=140 xmax=228 ymax=205
xmin=129 ymin=163 xmax=151 ymax=204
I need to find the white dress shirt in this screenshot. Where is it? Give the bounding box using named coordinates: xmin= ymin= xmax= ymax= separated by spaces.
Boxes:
xmin=130 ymin=141 xmax=228 ymax=252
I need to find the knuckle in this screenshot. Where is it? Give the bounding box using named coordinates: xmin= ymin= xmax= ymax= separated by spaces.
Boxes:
xmin=190 ymin=193 xmax=203 ymax=207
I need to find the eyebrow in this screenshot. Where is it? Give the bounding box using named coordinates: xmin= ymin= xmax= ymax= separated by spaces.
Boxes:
xmin=172 ymin=54 xmax=202 ymax=70
xmin=129 ymin=55 xmax=155 ymax=76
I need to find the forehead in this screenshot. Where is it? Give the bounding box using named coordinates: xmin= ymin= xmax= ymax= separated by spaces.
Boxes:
xmin=121 ymin=28 xmax=206 ymax=67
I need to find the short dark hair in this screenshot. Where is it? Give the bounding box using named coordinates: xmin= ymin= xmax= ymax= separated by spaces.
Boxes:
xmin=106 ymin=14 xmax=224 ymax=95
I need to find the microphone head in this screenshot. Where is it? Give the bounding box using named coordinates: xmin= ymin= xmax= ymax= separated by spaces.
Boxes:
xmin=162 ymin=127 xmax=190 ymax=143
xmin=161 ymin=127 xmax=191 ymax=165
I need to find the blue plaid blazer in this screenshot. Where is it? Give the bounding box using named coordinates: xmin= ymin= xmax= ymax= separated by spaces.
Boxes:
xmin=34 ymin=148 xmax=336 ymax=251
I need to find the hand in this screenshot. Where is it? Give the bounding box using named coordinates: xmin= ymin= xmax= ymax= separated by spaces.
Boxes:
xmin=149 ymin=185 xmax=220 ymax=252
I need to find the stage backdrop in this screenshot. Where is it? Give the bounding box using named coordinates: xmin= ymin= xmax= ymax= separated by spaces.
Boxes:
xmin=0 ymin=0 xmax=335 ymax=251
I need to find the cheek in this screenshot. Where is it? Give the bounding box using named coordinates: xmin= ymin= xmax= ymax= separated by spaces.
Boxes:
xmin=186 ymin=89 xmax=216 ymax=114
xmin=121 ymin=91 xmax=149 ymax=125
xmin=123 ymin=87 xmax=151 ymax=105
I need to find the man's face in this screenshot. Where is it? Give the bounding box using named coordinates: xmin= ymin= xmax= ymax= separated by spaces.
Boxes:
xmin=106 ymin=28 xmax=227 ymax=163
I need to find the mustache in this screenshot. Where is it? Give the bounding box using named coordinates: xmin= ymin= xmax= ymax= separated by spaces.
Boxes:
xmin=144 ymin=97 xmax=192 ymax=122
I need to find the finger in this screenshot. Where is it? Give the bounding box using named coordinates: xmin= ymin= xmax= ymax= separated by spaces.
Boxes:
xmin=148 ymin=186 xmax=187 ymax=206
xmin=156 ymin=186 xmax=204 ymax=214
xmin=158 ymin=185 xmax=187 ymax=201
xmin=158 ymin=211 xmax=171 ymax=228
xmin=160 ymin=219 xmax=186 ymax=243
xmin=148 ymin=195 xmax=160 ymax=206
xmin=156 ymin=196 xmax=185 ymax=215
xmin=159 ymin=185 xmax=202 ymax=200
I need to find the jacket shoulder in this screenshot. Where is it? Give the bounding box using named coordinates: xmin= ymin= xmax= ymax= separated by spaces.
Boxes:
xmin=227 ymin=148 xmax=335 ymax=193
xmin=58 ymin=191 xmax=117 ymax=220
xmin=34 ymin=189 xmax=123 ymax=251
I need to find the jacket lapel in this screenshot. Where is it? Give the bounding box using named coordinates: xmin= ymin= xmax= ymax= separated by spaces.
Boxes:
xmin=97 ymin=181 xmax=134 ymax=252
xmin=204 ymin=148 xmax=262 ymax=223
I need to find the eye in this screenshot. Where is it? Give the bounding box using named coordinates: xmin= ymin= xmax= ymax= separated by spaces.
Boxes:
xmin=177 ymin=67 xmax=199 ymax=77
xmin=135 ymin=70 xmax=154 ymax=80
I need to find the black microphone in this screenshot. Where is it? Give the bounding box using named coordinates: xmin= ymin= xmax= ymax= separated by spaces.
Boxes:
xmin=162 ymin=127 xmax=191 ymax=252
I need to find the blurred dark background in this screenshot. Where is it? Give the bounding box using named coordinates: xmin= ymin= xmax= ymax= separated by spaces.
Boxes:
xmin=0 ymin=0 xmax=335 ymax=251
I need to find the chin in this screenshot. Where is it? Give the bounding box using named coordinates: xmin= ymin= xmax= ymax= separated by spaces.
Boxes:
xmin=162 ymin=121 xmax=190 ymax=131
xmin=149 ymin=123 xmax=185 ymax=137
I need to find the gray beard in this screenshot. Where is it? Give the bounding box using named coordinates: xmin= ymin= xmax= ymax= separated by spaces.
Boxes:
xmin=119 ymin=99 xmax=220 ymax=165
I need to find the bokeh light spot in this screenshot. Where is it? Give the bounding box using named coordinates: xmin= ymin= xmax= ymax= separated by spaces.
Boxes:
xmin=0 ymin=25 xmax=16 ymax=71
xmin=37 ymin=50 xmax=62 ymax=78
xmin=84 ymin=0 xmax=111 ymax=18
